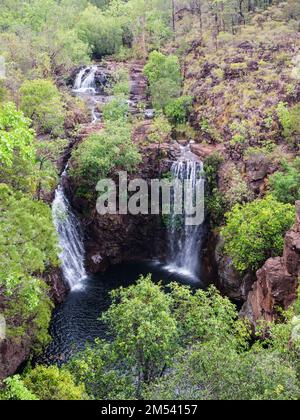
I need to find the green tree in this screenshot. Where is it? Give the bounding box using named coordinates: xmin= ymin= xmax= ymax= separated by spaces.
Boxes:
xmin=1 ymin=375 xmax=38 ymax=400
xmin=77 ymin=5 xmax=123 ymax=58
xmin=69 ymin=279 xmax=250 ymax=400
xmin=102 ymin=97 xmax=130 ymax=122
xmin=35 ymin=138 xmax=69 ymax=199
xmin=143 ymin=51 xmax=182 ymax=110
xmin=221 ymin=196 xmax=295 ymax=272
xmin=144 ymin=340 xmax=300 ymax=400
xmin=0 ymin=103 xmax=37 ymax=193
xmin=276 ymin=102 xmax=300 ymax=146
xmin=20 ymin=79 xmax=65 ymax=136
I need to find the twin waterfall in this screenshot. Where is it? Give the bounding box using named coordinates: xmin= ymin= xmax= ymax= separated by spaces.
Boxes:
xmin=52 ymin=67 xmax=205 ymax=290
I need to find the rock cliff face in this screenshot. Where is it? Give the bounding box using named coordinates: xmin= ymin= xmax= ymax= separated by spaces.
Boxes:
xmin=241 ymin=201 xmax=300 ymax=325
xmin=69 ymin=142 xmax=178 ymax=273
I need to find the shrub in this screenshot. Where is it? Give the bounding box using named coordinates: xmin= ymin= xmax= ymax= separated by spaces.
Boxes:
xmin=112 ymin=67 xmax=130 ymax=97
xmin=165 ymin=96 xmax=193 ymax=124
xmin=221 ymin=196 xmax=295 ymax=272
xmin=20 ymin=79 xmax=65 ymax=136
xmin=0 ymin=102 xmax=35 ymax=168
xmin=0 ymin=185 xmax=58 ymax=348
xmin=204 ymin=153 xmax=225 ymax=225
xmin=148 ymin=115 xmax=172 ymax=144
xmin=1 ymin=376 xmax=38 ymax=400
xmin=143 ymin=51 xmax=182 ymax=86
xmin=276 ymin=102 xmax=300 ymax=145
xmin=23 ymin=366 xmax=87 ymax=400
xmin=102 ymin=96 xmax=130 ymax=122
xmin=269 ymin=158 xmax=300 ymax=204
xmin=70 ymin=122 xmax=141 ymax=193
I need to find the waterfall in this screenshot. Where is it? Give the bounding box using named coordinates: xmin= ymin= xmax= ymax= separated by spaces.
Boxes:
xmin=73 ymin=66 xmax=97 ymax=94
xmin=52 ymin=175 xmax=87 ymax=290
xmin=166 ymin=144 xmax=205 ymax=280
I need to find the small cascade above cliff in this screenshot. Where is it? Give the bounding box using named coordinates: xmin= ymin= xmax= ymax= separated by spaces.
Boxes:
xmin=73 ymin=65 xmax=110 ymax=123
xmin=166 ymin=143 xmax=205 ymax=281
xmin=73 ymin=66 xmax=98 ymax=93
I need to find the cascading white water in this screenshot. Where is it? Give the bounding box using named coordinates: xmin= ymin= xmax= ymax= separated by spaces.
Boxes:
xmin=73 ymin=66 xmax=97 ymax=93
xmin=52 ymin=180 xmax=87 ymax=290
xmin=73 ymin=65 xmax=104 ymax=123
xmin=166 ymin=144 xmax=205 ymax=280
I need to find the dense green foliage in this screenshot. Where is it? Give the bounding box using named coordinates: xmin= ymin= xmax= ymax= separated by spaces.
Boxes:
xmin=20 ymin=80 xmax=65 ymax=136
xmin=102 ymin=97 xmax=129 ymax=122
xmin=70 ymin=123 xmax=141 ymax=195
xmin=1 ymin=366 xmax=87 ymax=400
xmin=2 ymin=274 xmax=300 ymax=401
xmin=144 ymin=51 xmax=182 ymax=110
xmin=269 ymin=158 xmax=300 ymax=204
xmin=221 ymin=196 xmax=295 ymax=272
xmin=67 ymin=276 xmax=250 ymax=399
xmin=0 ymin=184 xmax=58 ymax=347
xmin=165 ymin=96 xmax=193 ymax=124
xmin=77 ymin=5 xmax=123 ymax=58
xmin=276 ymin=102 xmax=300 ymax=146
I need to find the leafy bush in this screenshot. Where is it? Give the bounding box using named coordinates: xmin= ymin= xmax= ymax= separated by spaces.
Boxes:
xmin=204 ymin=153 xmax=225 ymax=225
xmin=149 ymin=78 xmax=181 ymax=110
xmin=70 ymin=122 xmax=141 ymax=194
xmin=143 ymin=51 xmax=182 ymax=86
xmin=102 ymin=97 xmax=130 ymax=122
xmin=147 ymin=115 xmax=172 ymax=144
xmin=112 ymin=67 xmax=130 ymax=97
xmin=20 ymin=79 xmax=65 ymax=136
xmin=77 ymin=5 xmax=123 ymax=58
xmin=221 ymin=196 xmax=295 ymax=272
xmin=144 ymin=341 xmax=300 ymax=400
xmin=276 ymin=102 xmax=300 ymax=145
xmin=1 ymin=376 xmax=38 ymax=400
xmin=269 ymin=158 xmax=300 ymax=204
xmin=165 ymin=96 xmax=193 ymax=124
xmin=0 ymin=186 xmax=58 ymax=348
